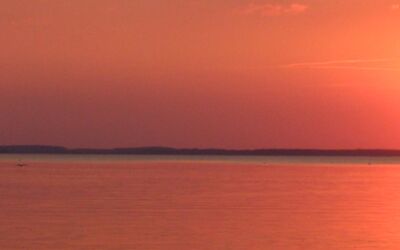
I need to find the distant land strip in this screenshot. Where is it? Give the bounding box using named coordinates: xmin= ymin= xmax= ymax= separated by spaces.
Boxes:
xmin=1 ymin=145 xmax=400 ymax=157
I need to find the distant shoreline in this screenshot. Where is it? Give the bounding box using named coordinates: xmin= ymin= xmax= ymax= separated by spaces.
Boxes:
xmin=1 ymin=145 xmax=400 ymax=157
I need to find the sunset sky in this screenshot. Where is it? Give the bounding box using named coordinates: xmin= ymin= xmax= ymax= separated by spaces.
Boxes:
xmin=1 ymin=0 xmax=400 ymax=149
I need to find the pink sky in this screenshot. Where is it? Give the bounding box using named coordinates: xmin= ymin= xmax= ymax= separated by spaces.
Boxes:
xmin=1 ymin=0 xmax=400 ymax=149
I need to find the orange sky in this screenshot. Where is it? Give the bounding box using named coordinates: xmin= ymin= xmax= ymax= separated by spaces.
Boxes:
xmin=1 ymin=0 xmax=400 ymax=149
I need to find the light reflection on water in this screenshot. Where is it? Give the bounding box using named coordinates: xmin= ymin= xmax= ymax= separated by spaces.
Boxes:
xmin=1 ymin=155 xmax=400 ymax=249
xmin=2 ymin=154 xmax=400 ymax=164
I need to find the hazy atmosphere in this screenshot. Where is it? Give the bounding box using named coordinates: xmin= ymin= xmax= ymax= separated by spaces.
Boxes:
xmin=1 ymin=0 xmax=400 ymax=148
xmin=3 ymin=2 xmax=400 ymax=250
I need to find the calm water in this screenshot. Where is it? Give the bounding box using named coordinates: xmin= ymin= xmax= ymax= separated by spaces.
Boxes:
xmin=1 ymin=155 xmax=400 ymax=249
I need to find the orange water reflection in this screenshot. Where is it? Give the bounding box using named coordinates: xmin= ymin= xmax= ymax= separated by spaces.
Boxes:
xmin=1 ymin=162 xmax=400 ymax=249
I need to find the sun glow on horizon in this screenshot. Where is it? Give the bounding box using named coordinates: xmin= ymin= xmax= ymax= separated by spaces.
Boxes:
xmin=1 ymin=0 xmax=400 ymax=148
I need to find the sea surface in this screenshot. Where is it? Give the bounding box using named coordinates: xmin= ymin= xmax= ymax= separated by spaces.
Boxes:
xmin=1 ymin=154 xmax=400 ymax=249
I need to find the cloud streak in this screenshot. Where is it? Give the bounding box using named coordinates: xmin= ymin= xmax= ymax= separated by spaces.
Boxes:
xmin=281 ymin=58 xmax=400 ymax=71
xmin=237 ymin=2 xmax=308 ymax=17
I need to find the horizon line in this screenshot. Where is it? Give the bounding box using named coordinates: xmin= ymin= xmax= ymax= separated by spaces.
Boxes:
xmin=1 ymin=145 xmax=400 ymax=151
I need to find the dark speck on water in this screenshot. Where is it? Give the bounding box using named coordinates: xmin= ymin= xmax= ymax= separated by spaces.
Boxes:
xmin=16 ymin=162 xmax=27 ymax=167
xmin=2 ymin=154 xmax=400 ymax=250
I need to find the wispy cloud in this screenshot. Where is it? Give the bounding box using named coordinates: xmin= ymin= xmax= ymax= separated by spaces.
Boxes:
xmin=280 ymin=58 xmax=400 ymax=71
xmin=283 ymin=59 xmax=393 ymax=68
xmin=237 ymin=2 xmax=308 ymax=17
xmin=392 ymin=4 xmax=400 ymax=10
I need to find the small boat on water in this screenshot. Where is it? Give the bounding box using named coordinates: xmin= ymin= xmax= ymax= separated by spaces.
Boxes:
xmin=16 ymin=162 xmax=27 ymax=167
